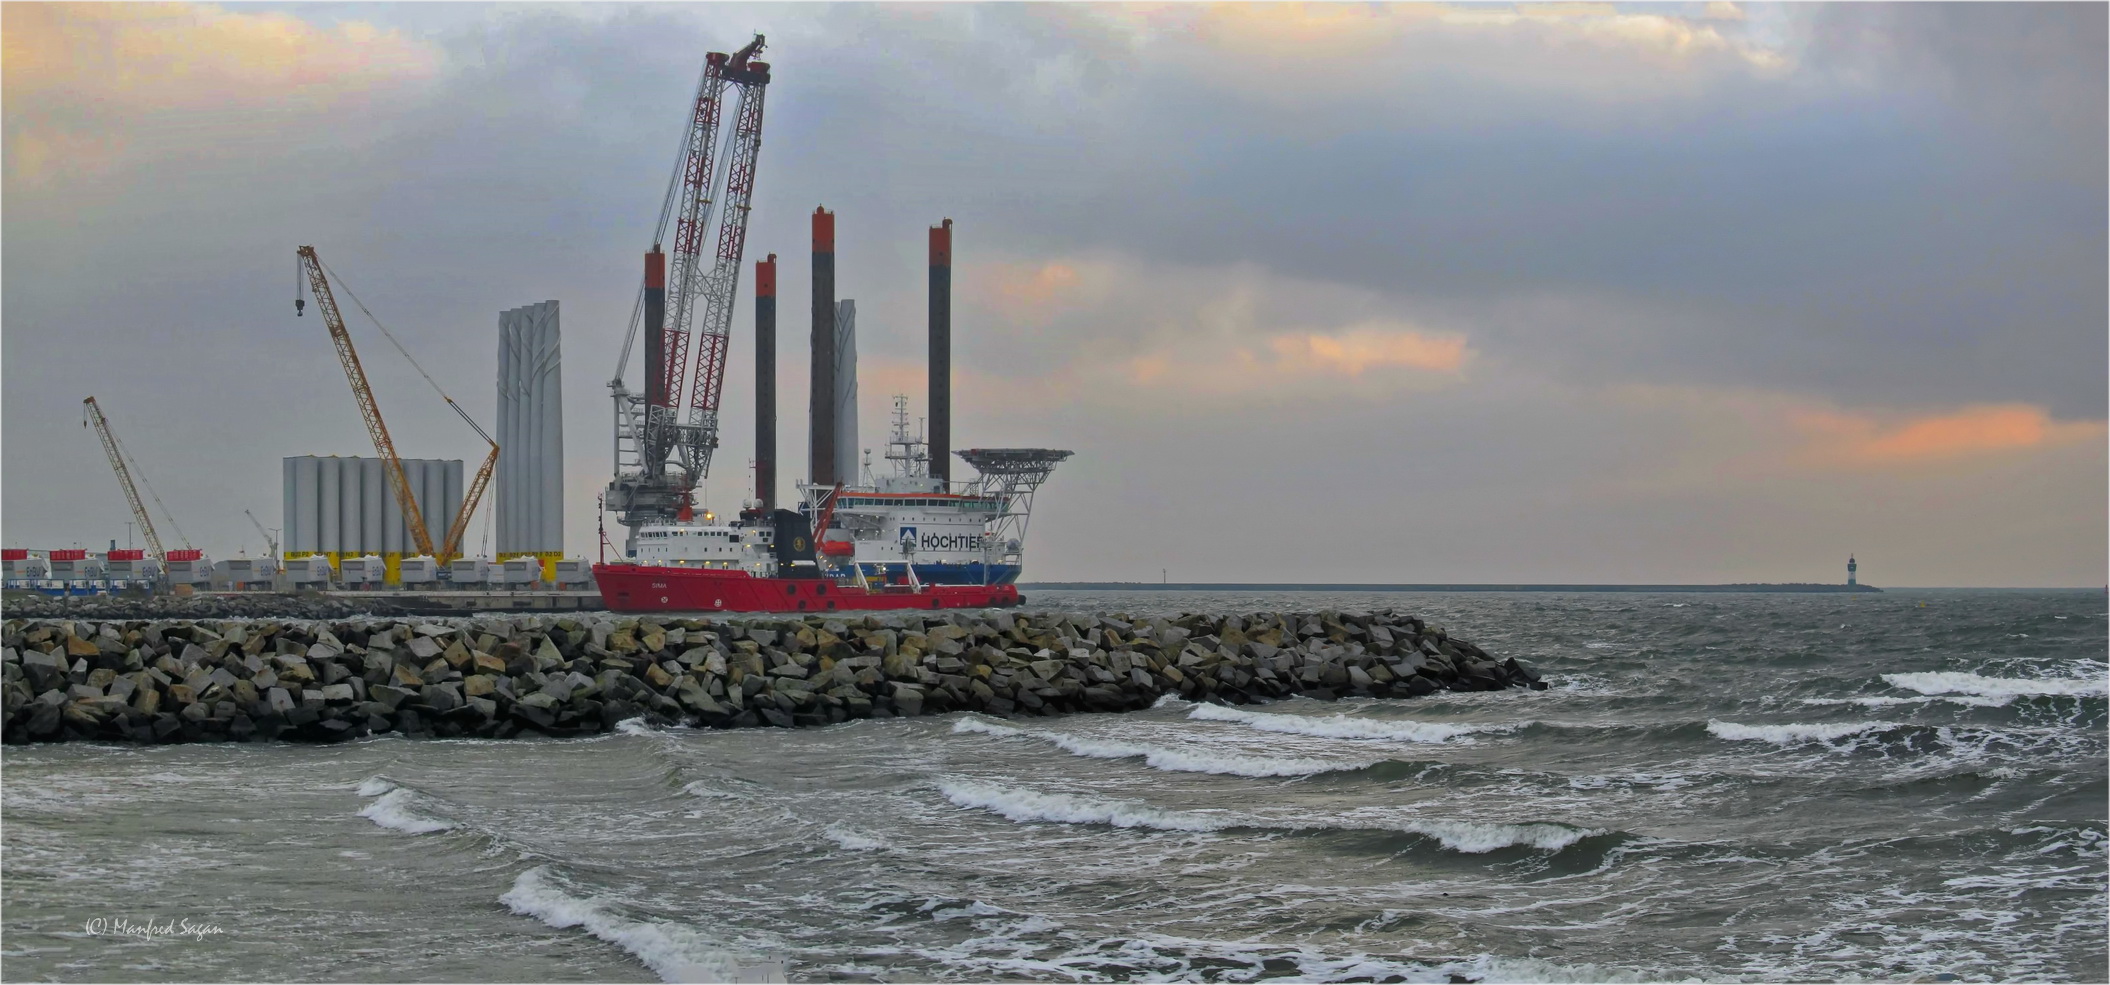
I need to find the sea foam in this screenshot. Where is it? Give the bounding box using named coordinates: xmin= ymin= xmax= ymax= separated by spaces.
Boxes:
xmin=938 ymin=778 xmax=1231 ymax=832
xmin=356 ymin=787 xmax=457 ymax=835
xmin=937 ymin=779 xmax=1601 ymax=853
xmin=951 ymin=717 xmax=1367 ymax=777
xmin=1185 ymin=703 xmax=1486 ymax=744
xmin=501 ymin=866 xmax=748 ymax=983
xmin=1882 ymin=671 xmax=2105 ymax=705
xmin=822 ymin=825 xmax=887 ymax=851
xmin=1705 ymin=720 xmax=1894 ymax=746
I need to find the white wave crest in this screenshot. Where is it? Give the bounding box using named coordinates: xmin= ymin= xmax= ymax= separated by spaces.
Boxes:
xmin=1393 ymin=818 xmax=1599 ymax=854
xmin=1882 ymin=671 xmax=2105 ymax=705
xmin=938 ymin=779 xmax=1601 ymax=853
xmin=939 ymin=779 xmax=1233 ymax=832
xmin=1186 ymin=703 xmax=1485 ymax=744
xmin=500 ymin=866 xmax=749 ymax=983
xmin=952 ymin=716 xmax=1367 ymax=777
xmin=952 ymin=717 xmax=1021 ymax=737
xmin=822 ymin=825 xmax=887 ymax=851
xmin=1800 ymin=696 xmax=1925 ymax=708
xmin=1706 ymin=720 xmax=1895 ymax=746
xmin=354 ymin=776 xmax=395 ymax=797
xmin=356 ymin=788 xmax=456 ymax=834
xmin=615 ymin=717 xmax=655 ymax=736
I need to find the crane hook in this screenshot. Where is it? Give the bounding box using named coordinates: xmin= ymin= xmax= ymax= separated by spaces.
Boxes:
xmin=295 ymin=256 xmax=306 ymax=316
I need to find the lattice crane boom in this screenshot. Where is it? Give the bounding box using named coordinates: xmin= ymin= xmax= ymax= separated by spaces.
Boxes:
xmin=605 ymin=34 xmax=772 ymax=543
xmin=682 ymin=37 xmax=771 ymax=477
xmin=244 ymin=508 xmax=279 ymax=560
xmin=296 ymin=245 xmax=438 ymax=559
xmin=648 ymin=52 xmax=730 ymax=471
xmin=83 ymin=396 xmax=167 ymax=562
xmin=440 ymin=401 xmax=500 ymax=561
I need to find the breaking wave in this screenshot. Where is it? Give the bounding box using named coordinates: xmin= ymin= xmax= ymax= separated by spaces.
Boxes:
xmin=1184 ymin=702 xmax=1489 ymax=744
xmin=500 ymin=866 xmax=751 ymax=983
xmin=355 ymin=781 xmax=456 ymax=835
xmin=822 ymin=825 xmax=887 ymax=851
xmin=1706 ymin=720 xmax=1897 ymax=746
xmin=1882 ymin=671 xmax=2105 ymax=705
xmin=936 ymin=778 xmax=1602 ymax=854
xmin=950 ymin=717 xmax=1369 ymax=777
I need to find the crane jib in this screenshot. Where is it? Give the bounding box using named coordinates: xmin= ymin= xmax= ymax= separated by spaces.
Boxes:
xmin=296 ymin=245 xmax=435 ymax=560
xmin=611 ymin=34 xmax=770 ymax=537
xmin=83 ymin=397 xmax=169 ymax=563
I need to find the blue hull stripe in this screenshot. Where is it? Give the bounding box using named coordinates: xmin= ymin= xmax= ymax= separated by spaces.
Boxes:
xmin=827 ymin=562 xmax=1021 ymax=586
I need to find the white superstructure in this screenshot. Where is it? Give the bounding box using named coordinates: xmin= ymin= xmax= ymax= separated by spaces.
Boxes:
xmin=620 ymin=396 xmax=1063 ymax=587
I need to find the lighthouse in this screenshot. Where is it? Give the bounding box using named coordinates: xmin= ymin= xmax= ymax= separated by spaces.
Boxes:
xmin=1847 ymin=555 xmax=1858 ymax=587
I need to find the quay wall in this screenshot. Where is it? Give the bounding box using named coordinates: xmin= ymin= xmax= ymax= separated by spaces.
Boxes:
xmin=1 ymin=610 xmax=1544 ymax=744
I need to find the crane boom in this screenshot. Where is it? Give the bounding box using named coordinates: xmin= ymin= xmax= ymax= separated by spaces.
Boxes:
xmin=650 ymin=56 xmax=730 ymax=471
xmin=605 ymin=35 xmax=771 ymax=549
xmin=296 ymin=245 xmax=438 ymax=559
xmin=681 ymin=35 xmax=770 ymax=477
xmin=441 ymin=442 xmax=499 ymax=560
xmin=83 ymin=396 xmax=168 ymax=561
xmin=244 ymin=508 xmax=279 ymax=560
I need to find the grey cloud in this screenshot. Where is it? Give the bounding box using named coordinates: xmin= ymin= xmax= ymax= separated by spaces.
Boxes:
xmin=4 ymin=3 xmax=2100 ymax=584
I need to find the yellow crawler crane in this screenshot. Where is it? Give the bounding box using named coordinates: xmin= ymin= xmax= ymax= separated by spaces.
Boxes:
xmin=296 ymin=247 xmax=500 ymax=566
xmin=297 ymin=245 xmax=438 ymax=560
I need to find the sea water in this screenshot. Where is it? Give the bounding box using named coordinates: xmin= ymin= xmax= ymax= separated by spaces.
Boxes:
xmin=4 ymin=589 xmax=2102 ymax=982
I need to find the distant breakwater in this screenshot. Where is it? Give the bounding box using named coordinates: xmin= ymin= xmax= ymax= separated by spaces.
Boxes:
xmin=5 ymin=594 xmax=408 ymax=622
xmin=1025 ymin=582 xmax=1883 ymax=594
xmin=0 ymin=610 xmax=1543 ymax=745
xmin=0 ymin=593 xmax=593 ymax=621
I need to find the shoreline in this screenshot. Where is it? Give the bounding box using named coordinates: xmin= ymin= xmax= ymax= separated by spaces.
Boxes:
xmin=1023 ymin=582 xmax=1885 ymax=593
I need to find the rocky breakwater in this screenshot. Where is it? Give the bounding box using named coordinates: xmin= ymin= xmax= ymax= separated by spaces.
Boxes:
xmin=1 ymin=610 xmax=1545 ymax=745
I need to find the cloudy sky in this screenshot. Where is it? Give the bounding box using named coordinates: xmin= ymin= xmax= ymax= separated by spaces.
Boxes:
xmin=4 ymin=2 xmax=2103 ymax=586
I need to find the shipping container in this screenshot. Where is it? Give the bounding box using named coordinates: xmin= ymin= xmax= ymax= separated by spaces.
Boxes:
xmin=213 ymin=557 xmax=278 ymax=591
xmin=166 ymin=558 xmax=212 ymax=585
xmin=398 ymin=556 xmax=440 ymax=585
xmin=283 ymin=556 xmax=333 ymax=585
xmin=500 ymin=557 xmax=539 ymax=585
xmin=339 ymin=555 xmax=386 ymax=585
xmin=448 ymin=558 xmax=491 ymax=587
xmin=552 ymin=558 xmax=594 ymax=588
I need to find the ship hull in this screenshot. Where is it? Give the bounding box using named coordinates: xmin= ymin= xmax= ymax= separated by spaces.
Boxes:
xmin=909 ymin=561 xmax=1021 ymax=586
xmin=592 ymin=563 xmax=1021 ymax=613
xmin=825 ymin=560 xmax=1021 ymax=586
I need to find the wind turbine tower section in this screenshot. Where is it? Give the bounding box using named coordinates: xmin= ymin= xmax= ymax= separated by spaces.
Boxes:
xmin=499 ymin=300 xmax=564 ymax=578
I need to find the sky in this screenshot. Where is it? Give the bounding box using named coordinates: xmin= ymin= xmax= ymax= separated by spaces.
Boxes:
xmin=3 ymin=1 xmax=2104 ymax=587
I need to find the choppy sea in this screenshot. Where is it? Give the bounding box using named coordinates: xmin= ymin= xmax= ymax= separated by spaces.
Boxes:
xmin=4 ymin=589 xmax=2104 ymax=983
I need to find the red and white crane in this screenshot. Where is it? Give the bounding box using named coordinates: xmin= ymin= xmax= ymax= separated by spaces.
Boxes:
xmin=607 ymin=34 xmax=771 ymax=548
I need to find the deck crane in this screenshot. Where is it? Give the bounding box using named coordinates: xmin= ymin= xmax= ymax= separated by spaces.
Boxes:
xmin=82 ymin=396 xmax=173 ymax=562
xmin=606 ymin=34 xmax=772 ymax=550
xmin=297 ymin=246 xmax=498 ymax=564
